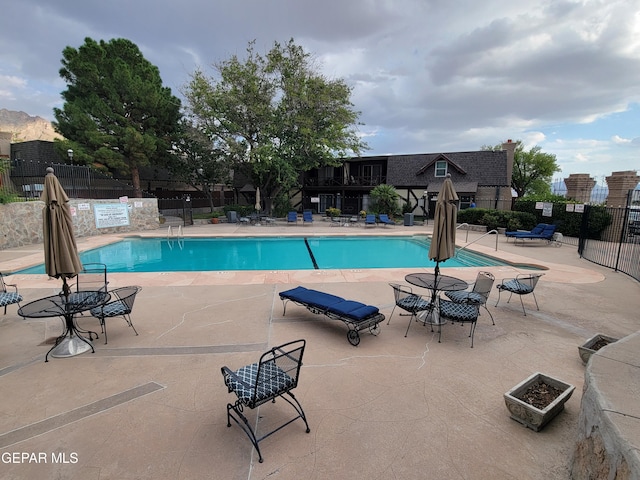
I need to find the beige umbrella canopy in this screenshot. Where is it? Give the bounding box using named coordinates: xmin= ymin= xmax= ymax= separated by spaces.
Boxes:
xmin=428 ymin=174 xmax=459 ymax=277
xmin=41 ymin=167 xmax=82 ymax=297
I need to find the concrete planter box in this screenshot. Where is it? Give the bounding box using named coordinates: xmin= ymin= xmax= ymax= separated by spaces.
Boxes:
xmin=578 ymin=334 xmax=618 ymax=365
xmin=504 ymin=372 xmax=575 ymax=432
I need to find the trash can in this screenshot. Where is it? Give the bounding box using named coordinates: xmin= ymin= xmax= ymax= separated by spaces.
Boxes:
xmin=404 ymin=213 xmax=414 ymax=226
xmin=227 ymin=211 xmax=237 ymax=223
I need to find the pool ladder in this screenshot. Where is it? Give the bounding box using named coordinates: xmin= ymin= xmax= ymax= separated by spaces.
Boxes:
xmin=167 ymin=225 xmax=184 ymax=250
xmin=455 ymin=223 xmax=499 ymax=256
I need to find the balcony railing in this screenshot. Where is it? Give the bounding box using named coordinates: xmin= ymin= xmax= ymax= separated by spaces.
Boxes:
xmin=304 ymin=175 xmax=387 ymax=187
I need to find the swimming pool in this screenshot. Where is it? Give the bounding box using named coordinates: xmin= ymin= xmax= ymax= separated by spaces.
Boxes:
xmin=17 ymin=236 xmax=508 ymax=273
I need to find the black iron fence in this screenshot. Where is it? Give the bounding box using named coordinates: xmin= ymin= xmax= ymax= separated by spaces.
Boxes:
xmin=8 ymin=159 xmax=155 ymax=199
xmin=579 ymin=205 xmax=640 ymax=282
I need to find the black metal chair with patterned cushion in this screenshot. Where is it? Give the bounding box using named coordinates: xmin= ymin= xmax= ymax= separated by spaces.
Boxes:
xmin=221 ymin=339 xmax=310 ymax=463
xmin=0 ymin=273 xmax=23 ymax=315
xmin=89 ymin=286 xmax=141 ymax=344
xmin=388 ymin=283 xmax=433 ymax=337
xmin=495 ymin=273 xmax=544 ymax=316
xmin=445 ymin=271 xmax=495 ymax=325
xmin=438 ymin=296 xmax=480 ymax=347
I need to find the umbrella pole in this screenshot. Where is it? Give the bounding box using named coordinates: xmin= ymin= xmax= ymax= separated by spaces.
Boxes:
xmin=429 ymin=261 xmax=441 ymax=323
xmin=62 ymin=277 xmax=71 ymax=301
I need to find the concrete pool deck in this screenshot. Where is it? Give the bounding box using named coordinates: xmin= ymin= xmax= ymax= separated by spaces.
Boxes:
xmin=1 ymin=219 xmax=639 ymax=479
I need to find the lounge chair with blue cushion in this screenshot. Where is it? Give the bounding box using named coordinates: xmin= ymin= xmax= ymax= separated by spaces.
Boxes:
xmin=364 ymin=214 xmax=377 ymax=227
xmin=505 ymin=223 xmax=547 ymax=238
xmin=378 ymin=214 xmax=395 ymax=226
xmin=279 ymin=286 xmax=385 ymax=346
xmin=511 ymin=224 xmax=558 ymax=244
xmin=221 ymin=339 xmax=309 ymax=463
xmin=287 ymin=211 xmax=298 ymax=224
xmin=302 ymin=211 xmax=313 ymax=224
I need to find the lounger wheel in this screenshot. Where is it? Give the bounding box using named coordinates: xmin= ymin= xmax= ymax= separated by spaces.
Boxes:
xmin=347 ymin=330 xmax=360 ymax=346
xmin=369 ymin=323 xmax=381 ymax=336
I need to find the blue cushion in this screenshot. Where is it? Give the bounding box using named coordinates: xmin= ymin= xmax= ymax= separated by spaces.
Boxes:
xmin=445 ymin=291 xmax=485 ymax=304
xmin=439 ymin=300 xmax=478 ymax=322
xmin=90 ymin=300 xmax=129 ymax=318
xmin=0 ymin=292 xmax=22 ymax=307
xmin=226 ymin=361 xmax=294 ymax=404
xmin=280 ymin=287 xmax=344 ymax=310
xmin=499 ymin=280 xmax=533 ymax=294
xmin=506 ymin=224 xmax=547 ymax=237
xmin=326 ymin=300 xmax=379 ymax=320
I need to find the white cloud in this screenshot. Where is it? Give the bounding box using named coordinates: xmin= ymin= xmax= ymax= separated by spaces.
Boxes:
xmin=1 ymin=0 xmax=639 ymax=179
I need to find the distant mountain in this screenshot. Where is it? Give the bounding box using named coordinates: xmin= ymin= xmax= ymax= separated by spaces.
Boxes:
xmin=0 ymin=109 xmax=62 ymax=142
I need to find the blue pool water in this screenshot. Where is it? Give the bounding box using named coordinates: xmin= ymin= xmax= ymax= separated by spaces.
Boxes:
xmin=17 ymin=236 xmax=508 ymax=273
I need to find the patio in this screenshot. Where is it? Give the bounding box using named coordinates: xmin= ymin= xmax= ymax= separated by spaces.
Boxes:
xmin=1 ymin=221 xmax=638 ymax=479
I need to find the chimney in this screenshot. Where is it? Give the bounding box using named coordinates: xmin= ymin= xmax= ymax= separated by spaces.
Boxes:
xmin=502 ymin=139 xmax=516 ymax=188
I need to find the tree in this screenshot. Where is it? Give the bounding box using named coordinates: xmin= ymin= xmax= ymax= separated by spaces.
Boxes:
xmin=482 ymin=140 xmax=560 ymax=198
xmin=53 ymin=37 xmax=182 ymax=197
xmin=168 ymin=119 xmax=232 ymax=211
xmin=184 ymin=39 xmax=367 ymax=213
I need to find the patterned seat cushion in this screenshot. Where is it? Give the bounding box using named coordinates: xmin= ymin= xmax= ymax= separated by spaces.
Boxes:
xmin=397 ymin=294 xmax=431 ymax=311
xmin=499 ymin=280 xmax=533 ymax=294
xmin=445 ymin=291 xmax=485 ymax=304
xmin=90 ymin=300 xmax=129 ymax=318
xmin=0 ymin=292 xmax=22 ymax=307
xmin=439 ymin=300 xmax=478 ymax=322
xmin=226 ymin=361 xmax=294 ymax=404
xmin=68 ymin=291 xmax=103 ymax=306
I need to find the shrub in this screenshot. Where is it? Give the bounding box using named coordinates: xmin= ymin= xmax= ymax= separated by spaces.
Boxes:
xmin=369 ymin=184 xmax=401 ymax=216
xmin=457 ymin=208 xmax=536 ymax=231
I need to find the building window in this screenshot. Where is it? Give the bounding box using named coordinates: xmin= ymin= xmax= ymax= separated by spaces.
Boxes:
xmin=435 ymin=160 xmax=447 ymax=177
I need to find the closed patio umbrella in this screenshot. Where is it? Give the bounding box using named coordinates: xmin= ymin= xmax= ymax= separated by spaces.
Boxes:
xmin=428 ymin=173 xmax=459 ymax=282
xmin=41 ymin=167 xmax=82 ymax=298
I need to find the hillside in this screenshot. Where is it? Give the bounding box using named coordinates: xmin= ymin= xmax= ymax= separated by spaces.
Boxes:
xmin=0 ymin=109 xmax=62 ymax=142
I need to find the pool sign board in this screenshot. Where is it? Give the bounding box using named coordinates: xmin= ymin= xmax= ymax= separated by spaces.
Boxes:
xmin=94 ymin=203 xmax=130 ymax=229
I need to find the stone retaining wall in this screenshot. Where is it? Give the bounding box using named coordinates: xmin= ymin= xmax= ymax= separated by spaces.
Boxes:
xmin=571 ymin=331 xmax=640 ymax=479
xmin=0 ymin=198 xmax=160 ymax=250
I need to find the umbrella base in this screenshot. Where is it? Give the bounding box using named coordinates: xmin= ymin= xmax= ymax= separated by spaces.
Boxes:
xmin=49 ymin=335 xmax=94 ymax=358
xmin=417 ymin=307 xmax=443 ymax=325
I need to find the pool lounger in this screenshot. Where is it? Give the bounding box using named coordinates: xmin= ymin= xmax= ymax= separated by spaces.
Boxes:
xmin=279 ymin=286 xmax=385 ymax=346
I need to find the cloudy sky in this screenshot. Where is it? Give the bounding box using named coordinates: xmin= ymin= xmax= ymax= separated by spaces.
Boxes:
xmin=1 ymin=0 xmax=639 ymax=183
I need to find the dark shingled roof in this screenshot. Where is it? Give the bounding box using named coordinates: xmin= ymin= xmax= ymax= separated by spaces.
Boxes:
xmin=384 ymin=150 xmax=508 ymax=188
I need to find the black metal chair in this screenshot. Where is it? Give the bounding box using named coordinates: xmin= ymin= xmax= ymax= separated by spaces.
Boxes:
xmin=445 ymin=271 xmax=495 ymax=325
xmin=66 ymin=263 xmax=109 ymax=306
xmin=0 ymin=273 xmax=22 ymax=315
xmin=495 ymin=273 xmax=544 ymax=316
xmin=438 ymin=296 xmax=480 ymax=347
xmin=76 ymin=263 xmax=108 ymax=292
xmin=388 ymin=283 xmax=433 ymax=337
xmin=89 ymin=286 xmax=141 ymax=344
xmin=221 ymin=339 xmax=310 ymax=463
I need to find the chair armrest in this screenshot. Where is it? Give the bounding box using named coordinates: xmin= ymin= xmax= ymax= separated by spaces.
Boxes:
xmin=5 ymin=282 xmax=19 ymax=293
xmin=221 ymin=366 xmax=252 ymax=391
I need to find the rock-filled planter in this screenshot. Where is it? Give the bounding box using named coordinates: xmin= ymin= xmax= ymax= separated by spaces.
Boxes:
xmin=578 ymin=334 xmax=618 ymax=365
xmin=504 ymin=372 xmax=575 ymax=432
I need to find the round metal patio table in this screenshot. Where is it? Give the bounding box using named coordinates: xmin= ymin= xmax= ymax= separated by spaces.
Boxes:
xmin=18 ymin=291 xmax=110 ymax=362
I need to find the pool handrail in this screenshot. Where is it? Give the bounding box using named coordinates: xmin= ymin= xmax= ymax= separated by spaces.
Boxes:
xmin=456 ymin=228 xmax=499 ymax=255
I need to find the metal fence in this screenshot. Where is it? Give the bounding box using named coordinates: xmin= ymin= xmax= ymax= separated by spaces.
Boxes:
xmin=8 ymin=159 xmax=154 ymax=199
xmin=578 ymin=205 xmax=640 ymax=282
